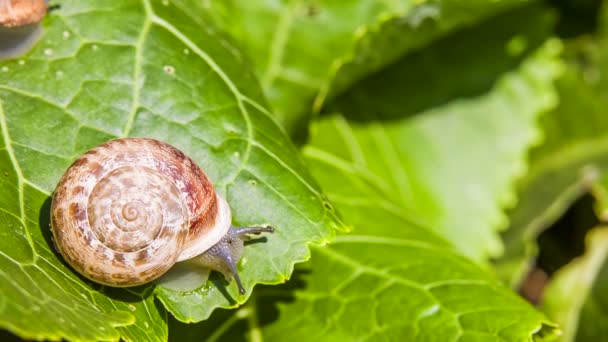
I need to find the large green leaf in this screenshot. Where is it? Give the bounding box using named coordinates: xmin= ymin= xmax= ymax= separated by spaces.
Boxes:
xmin=327 ymin=6 xmax=561 ymax=262
xmin=0 ymin=0 xmax=340 ymax=340
xmin=542 ymin=227 xmax=608 ymax=342
xmin=258 ymin=42 xmax=562 ymax=341
xmin=168 ymin=33 xmax=564 ymax=342
xmin=495 ymin=35 xmax=608 ymax=287
xmin=207 ymin=0 xmax=529 ymax=136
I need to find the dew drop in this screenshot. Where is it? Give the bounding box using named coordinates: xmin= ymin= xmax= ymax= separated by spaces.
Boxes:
xmin=55 ymin=70 xmax=64 ymax=78
xmin=162 ymin=0 xmax=169 ymax=5
xmin=92 ymin=44 xmax=99 ymax=51
xmin=32 ymin=305 xmax=40 ymax=312
xmin=18 ymin=60 xmax=25 ymax=65
xmin=44 ymin=48 xmax=53 ymax=56
xmin=144 ymin=322 xmax=150 ymax=329
xmin=183 ymin=48 xmax=189 ymax=55
xmin=128 ymin=304 xmax=136 ymax=311
xmin=1 ymin=66 xmax=8 ymax=72
xmin=163 ymin=65 xmax=175 ymax=75
xmin=420 ymin=304 xmax=440 ymax=318
xmin=62 ymin=31 xmax=71 ymax=39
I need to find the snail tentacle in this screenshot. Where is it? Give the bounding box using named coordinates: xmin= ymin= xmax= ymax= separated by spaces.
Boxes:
xmin=231 ymin=225 xmax=275 ymax=238
xmin=187 ymin=225 xmax=274 ymax=294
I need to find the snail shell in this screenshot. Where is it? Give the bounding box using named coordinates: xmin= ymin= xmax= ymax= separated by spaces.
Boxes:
xmin=0 ymin=0 xmax=47 ymax=60
xmin=50 ymin=138 xmax=232 ymax=286
xmin=0 ymin=0 xmax=47 ymax=27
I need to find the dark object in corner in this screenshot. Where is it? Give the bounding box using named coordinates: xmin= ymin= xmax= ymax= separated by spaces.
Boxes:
xmin=0 ymin=0 xmax=48 ymax=61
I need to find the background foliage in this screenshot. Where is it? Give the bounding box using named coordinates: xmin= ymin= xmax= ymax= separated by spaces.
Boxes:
xmin=1 ymin=0 xmax=607 ymax=341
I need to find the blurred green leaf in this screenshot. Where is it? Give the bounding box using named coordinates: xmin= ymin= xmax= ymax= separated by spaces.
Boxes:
xmin=0 ymin=0 xmax=341 ymax=340
xmin=324 ymin=9 xmax=561 ymax=262
xmin=258 ymin=40 xmax=562 ymax=341
xmin=331 ymin=4 xmax=555 ymax=122
xmin=592 ymin=172 xmax=608 ymax=221
xmin=496 ymin=35 xmax=608 ymax=287
xmin=542 ymin=227 xmax=608 ymax=342
xmin=208 ymin=0 xmax=530 ymax=136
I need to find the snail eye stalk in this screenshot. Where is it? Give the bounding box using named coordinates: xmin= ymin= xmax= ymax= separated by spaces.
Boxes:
xmin=189 ymin=225 xmax=274 ymax=294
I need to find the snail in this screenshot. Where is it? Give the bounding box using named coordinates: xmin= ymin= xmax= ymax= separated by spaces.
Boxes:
xmin=50 ymin=138 xmax=273 ymax=294
xmin=0 ymin=0 xmax=47 ymax=60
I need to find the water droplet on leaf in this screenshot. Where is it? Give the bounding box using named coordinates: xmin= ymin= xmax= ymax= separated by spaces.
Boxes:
xmin=163 ymin=65 xmax=175 ymax=75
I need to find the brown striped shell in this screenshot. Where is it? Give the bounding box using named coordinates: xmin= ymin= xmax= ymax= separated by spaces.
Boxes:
xmin=0 ymin=0 xmax=47 ymax=61
xmin=50 ymin=138 xmax=232 ymax=286
xmin=0 ymin=0 xmax=47 ymax=27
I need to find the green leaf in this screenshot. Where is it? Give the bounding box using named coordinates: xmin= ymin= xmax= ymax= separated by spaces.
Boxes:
xmin=495 ymin=36 xmax=608 ymax=287
xmin=542 ymin=227 xmax=608 ymax=342
xmin=0 ymin=145 xmax=166 ymax=340
xmin=173 ymin=37 xmax=564 ymax=341
xmin=0 ymin=0 xmax=340 ymax=339
xmin=261 ymin=246 xmax=557 ymax=341
xmin=258 ymin=42 xmax=562 ymax=341
xmin=326 ymin=12 xmax=562 ymax=262
xmin=592 ymin=173 xmax=608 ymax=221
xmin=330 ymin=4 xmax=556 ymax=122
xmin=207 ymin=0 xmax=529 ymax=136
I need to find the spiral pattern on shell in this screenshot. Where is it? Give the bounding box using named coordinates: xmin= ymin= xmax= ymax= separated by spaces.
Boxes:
xmin=51 ymin=138 xmax=231 ymax=286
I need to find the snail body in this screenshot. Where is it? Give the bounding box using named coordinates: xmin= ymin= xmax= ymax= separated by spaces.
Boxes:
xmin=51 ymin=138 xmax=272 ymax=294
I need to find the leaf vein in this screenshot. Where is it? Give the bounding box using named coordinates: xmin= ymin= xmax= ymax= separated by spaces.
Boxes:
xmin=0 ymin=100 xmax=35 ymax=260
xmin=122 ymin=0 xmax=151 ymax=137
xmin=147 ymin=6 xmax=254 ymax=186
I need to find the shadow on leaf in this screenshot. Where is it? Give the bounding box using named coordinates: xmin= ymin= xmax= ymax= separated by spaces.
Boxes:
xmin=168 ymin=268 xmax=311 ymax=341
xmin=326 ymin=3 xmax=555 ymax=123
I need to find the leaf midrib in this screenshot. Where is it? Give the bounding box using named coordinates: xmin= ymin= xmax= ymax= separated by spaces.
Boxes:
xmin=0 ymin=102 xmax=33 ymax=258
xmin=121 ymin=0 xmax=151 ymax=137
